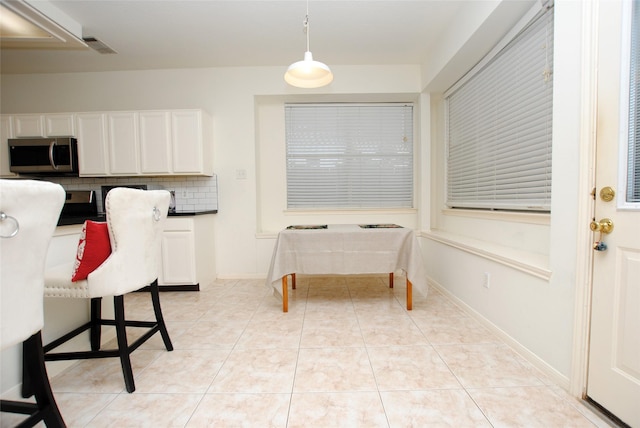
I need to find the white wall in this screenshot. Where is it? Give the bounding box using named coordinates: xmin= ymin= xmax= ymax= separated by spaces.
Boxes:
xmin=420 ymin=0 xmax=587 ymax=387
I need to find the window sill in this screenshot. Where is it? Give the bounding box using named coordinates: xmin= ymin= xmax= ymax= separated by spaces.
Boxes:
xmin=420 ymin=229 xmax=552 ymax=281
xmin=284 ymin=208 xmax=417 ymax=215
xmin=442 ymin=208 xmax=550 ymax=225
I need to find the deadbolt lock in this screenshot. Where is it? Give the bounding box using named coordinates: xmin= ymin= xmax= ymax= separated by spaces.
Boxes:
xmin=589 ymin=218 xmax=614 ymax=234
xmin=599 ymin=186 xmax=615 ymax=202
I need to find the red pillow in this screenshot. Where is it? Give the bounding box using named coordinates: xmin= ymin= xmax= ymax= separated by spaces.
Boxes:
xmin=71 ymin=220 xmax=112 ymax=282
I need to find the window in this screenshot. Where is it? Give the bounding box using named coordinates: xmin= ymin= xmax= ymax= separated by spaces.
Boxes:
xmin=627 ymin=0 xmax=640 ymax=203
xmin=445 ymin=6 xmax=554 ymax=212
xmin=285 ymin=103 xmax=413 ymax=209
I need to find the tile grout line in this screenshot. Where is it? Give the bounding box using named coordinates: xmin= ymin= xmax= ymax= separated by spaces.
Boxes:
xmin=183 ymin=278 xmax=248 ymax=428
xmin=285 ymin=277 xmax=310 ymax=428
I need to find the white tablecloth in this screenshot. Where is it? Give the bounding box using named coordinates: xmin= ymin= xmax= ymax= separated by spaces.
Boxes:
xmin=266 ymin=224 xmax=428 ymax=298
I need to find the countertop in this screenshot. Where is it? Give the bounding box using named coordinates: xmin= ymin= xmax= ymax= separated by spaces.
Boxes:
xmin=167 ymin=209 xmax=217 ymax=217
xmin=57 ymin=209 xmax=217 ymax=226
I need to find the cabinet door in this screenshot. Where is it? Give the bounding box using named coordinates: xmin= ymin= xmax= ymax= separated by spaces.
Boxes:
xmin=13 ymin=114 xmax=44 ymax=137
xmin=76 ymin=113 xmax=109 ymax=176
xmin=139 ymin=111 xmax=171 ymax=174
xmin=160 ymin=230 xmax=197 ymax=285
xmin=171 ymin=110 xmax=203 ymax=174
xmin=107 ymin=112 xmax=139 ymax=174
xmin=0 ymin=115 xmax=16 ymax=177
xmin=45 ymin=114 xmax=75 ymax=137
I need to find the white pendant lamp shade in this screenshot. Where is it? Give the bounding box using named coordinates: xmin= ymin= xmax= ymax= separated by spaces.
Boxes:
xmin=284 ymin=2 xmax=333 ymax=88
xmin=284 ymin=51 xmax=333 ymax=88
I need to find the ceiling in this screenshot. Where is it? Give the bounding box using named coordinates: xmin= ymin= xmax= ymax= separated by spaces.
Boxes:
xmin=0 ymin=0 xmax=530 ymax=76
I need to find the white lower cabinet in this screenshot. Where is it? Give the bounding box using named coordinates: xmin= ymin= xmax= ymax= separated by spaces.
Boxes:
xmin=159 ymin=220 xmax=197 ymax=285
xmin=158 ymin=215 xmax=215 ymax=288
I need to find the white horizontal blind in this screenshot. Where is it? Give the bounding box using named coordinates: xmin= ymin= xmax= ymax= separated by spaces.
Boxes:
xmin=446 ymin=6 xmax=554 ymax=212
xmin=285 ymin=103 xmax=413 ymax=209
xmin=628 ymin=0 xmax=640 ymax=203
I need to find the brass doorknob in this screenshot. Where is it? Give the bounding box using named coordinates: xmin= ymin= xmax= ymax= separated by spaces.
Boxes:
xmin=589 ymin=218 xmax=614 ymax=234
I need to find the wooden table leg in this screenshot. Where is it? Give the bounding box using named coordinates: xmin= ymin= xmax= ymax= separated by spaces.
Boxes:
xmin=406 ymin=279 xmax=413 ymax=310
xmin=282 ymin=276 xmax=288 ymax=313
xmin=292 ymin=273 xmax=296 ymax=290
xmin=389 ymin=272 xmax=394 ymax=288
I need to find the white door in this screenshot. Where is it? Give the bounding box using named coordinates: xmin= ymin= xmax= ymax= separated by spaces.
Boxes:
xmin=587 ymin=1 xmax=640 ymax=426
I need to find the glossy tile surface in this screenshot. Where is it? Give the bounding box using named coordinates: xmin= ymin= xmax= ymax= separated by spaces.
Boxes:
xmin=10 ymin=275 xmax=612 ymax=427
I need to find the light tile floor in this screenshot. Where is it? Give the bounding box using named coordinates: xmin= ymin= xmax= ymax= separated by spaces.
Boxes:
xmin=4 ymin=275 xmax=614 ymax=427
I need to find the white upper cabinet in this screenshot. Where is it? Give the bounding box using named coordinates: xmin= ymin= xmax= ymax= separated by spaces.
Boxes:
xmin=135 ymin=109 xmax=213 ymax=176
xmin=172 ymin=110 xmax=211 ymax=174
xmin=13 ymin=115 xmax=44 ymax=137
xmin=76 ymin=113 xmax=109 ymax=176
xmin=107 ymin=112 xmax=139 ymax=175
xmin=45 ymin=114 xmax=76 ymax=137
xmin=0 ymin=115 xmax=16 ymax=177
xmin=13 ymin=114 xmax=75 ymax=137
xmin=5 ymin=109 xmax=212 ymax=177
xmin=139 ymin=111 xmax=171 ymax=174
xmin=139 ymin=109 xmax=213 ymax=176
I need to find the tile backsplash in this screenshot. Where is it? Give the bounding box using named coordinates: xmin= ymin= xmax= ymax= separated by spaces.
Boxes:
xmin=47 ymin=174 xmax=218 ymax=213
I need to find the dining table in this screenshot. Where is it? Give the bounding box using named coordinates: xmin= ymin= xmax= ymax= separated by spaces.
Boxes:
xmin=265 ymin=224 xmax=428 ymax=312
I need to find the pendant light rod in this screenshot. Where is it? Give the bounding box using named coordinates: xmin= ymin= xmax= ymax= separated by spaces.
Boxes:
xmin=303 ymin=0 xmax=311 ymax=52
xmin=284 ymin=0 xmax=333 ymax=88
xmin=304 ymin=0 xmax=310 ymax=52
xmin=304 ymin=15 xmax=309 ymax=53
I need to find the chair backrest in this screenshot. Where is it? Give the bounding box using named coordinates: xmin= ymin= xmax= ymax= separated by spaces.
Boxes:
xmin=86 ymin=188 xmax=170 ymax=297
xmin=0 ymin=179 xmax=65 ymax=350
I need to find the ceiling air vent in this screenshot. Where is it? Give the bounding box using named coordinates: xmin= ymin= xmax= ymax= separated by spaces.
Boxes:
xmin=82 ymin=36 xmax=116 ymax=54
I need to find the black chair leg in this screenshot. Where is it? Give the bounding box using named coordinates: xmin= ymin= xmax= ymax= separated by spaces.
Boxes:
xmin=10 ymin=332 xmax=67 ymax=427
xmin=149 ymin=279 xmax=173 ymax=352
xmin=113 ymin=295 xmax=135 ymax=393
xmin=90 ymin=298 xmax=102 ymax=351
xmin=20 ymin=351 xmax=33 ymax=399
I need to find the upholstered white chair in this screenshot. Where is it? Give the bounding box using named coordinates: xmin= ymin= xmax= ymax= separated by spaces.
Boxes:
xmin=42 ymin=188 xmax=173 ymax=393
xmin=0 ymin=179 xmax=66 ymax=427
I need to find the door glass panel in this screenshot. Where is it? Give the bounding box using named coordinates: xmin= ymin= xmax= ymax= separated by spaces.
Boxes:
xmin=627 ymin=0 xmax=640 ymax=203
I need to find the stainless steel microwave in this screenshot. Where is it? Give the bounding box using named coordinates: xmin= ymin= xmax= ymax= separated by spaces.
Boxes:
xmin=8 ymin=137 xmax=79 ymax=175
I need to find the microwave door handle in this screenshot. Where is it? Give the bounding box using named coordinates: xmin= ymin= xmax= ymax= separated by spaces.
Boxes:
xmin=48 ymin=140 xmax=59 ymax=170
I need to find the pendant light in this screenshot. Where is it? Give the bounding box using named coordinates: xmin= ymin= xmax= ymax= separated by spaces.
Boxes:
xmin=284 ymin=0 xmax=333 ymax=88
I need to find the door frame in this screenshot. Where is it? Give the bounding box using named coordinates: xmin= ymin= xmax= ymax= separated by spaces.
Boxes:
xmin=570 ymin=0 xmax=599 ymax=399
